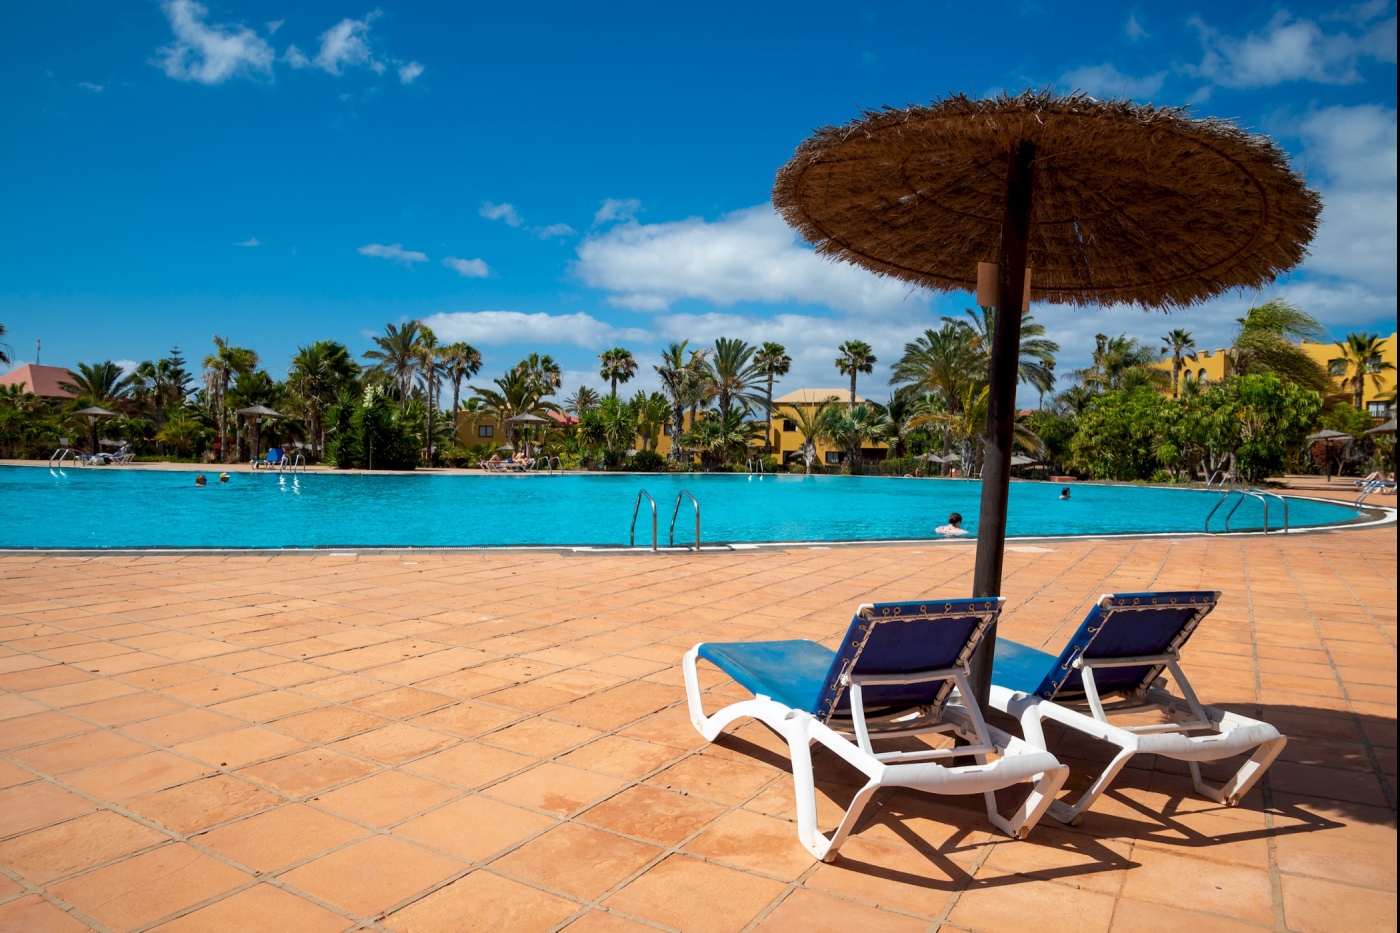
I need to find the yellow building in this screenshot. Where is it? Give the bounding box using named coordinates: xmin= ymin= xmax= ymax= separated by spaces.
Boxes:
xmin=1152 ymin=333 xmax=1398 ymax=417
xmin=457 ymin=390 xmax=895 ymax=466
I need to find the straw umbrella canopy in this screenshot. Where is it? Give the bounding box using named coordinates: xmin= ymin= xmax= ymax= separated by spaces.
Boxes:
xmin=73 ymin=405 xmax=119 ymax=455
xmin=1364 ymin=418 xmax=1396 ymax=435
xmin=506 ymin=412 xmax=552 ymax=456
xmin=774 ymin=90 xmax=1320 ymax=704
xmin=235 ymin=404 xmax=284 ymax=462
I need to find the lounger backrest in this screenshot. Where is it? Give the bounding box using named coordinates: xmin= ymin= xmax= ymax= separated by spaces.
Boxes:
xmin=1032 ymin=591 xmax=1219 ymax=701
xmin=816 ymin=598 xmax=1002 ymax=723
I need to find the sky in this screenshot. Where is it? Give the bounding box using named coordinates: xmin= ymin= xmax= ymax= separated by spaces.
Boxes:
xmin=1 ymin=0 xmax=1395 ymax=405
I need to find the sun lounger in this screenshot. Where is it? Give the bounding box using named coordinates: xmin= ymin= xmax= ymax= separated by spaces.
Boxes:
xmin=990 ymin=591 xmax=1287 ymax=825
xmin=252 ymin=447 xmax=285 ymax=470
xmin=683 ymin=599 xmax=1068 ymax=861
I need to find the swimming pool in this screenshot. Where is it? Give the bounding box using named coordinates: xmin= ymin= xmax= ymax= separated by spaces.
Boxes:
xmin=0 ymin=466 xmax=1368 ymax=550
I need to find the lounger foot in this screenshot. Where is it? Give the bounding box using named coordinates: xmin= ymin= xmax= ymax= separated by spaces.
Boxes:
xmin=1190 ymin=735 xmax=1288 ymax=805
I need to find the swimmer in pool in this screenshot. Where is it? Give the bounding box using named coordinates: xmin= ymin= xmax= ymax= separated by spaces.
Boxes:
xmin=935 ymin=512 xmax=968 ymax=536
xmin=219 ymin=473 xmax=230 ymax=484
xmin=194 ymin=474 xmax=207 ymax=486
xmin=1058 ymin=487 xmax=1071 ymax=499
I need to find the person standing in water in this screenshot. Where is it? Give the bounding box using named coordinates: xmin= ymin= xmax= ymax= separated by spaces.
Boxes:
xmin=1058 ymin=487 xmax=1071 ymax=500
xmin=194 ymin=474 xmax=207 ymax=486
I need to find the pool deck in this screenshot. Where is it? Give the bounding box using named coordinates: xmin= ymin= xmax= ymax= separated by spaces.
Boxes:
xmin=0 ymin=522 xmax=1394 ymax=931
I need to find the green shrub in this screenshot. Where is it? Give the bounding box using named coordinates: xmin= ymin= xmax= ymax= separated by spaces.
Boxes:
xmin=879 ymin=455 xmax=923 ymax=476
xmin=629 ymin=450 xmax=667 ymax=472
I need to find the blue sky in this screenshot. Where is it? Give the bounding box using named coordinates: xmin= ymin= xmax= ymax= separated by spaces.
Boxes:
xmin=1 ymin=0 xmax=1395 ymax=403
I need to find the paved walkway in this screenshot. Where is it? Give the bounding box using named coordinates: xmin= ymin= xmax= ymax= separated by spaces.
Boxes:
xmin=0 ymin=530 xmax=1394 ymax=933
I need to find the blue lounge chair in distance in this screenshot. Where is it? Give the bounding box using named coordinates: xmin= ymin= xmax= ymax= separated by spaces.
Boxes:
xmin=683 ymin=598 xmax=1069 ymax=861
xmin=990 ymin=591 xmax=1287 ymax=825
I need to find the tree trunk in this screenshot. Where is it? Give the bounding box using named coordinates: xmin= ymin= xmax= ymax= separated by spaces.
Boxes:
xmin=764 ymin=377 xmax=774 ymax=455
xmin=849 ymin=373 xmax=857 ymax=411
xmin=969 ymin=140 xmax=1036 ymax=710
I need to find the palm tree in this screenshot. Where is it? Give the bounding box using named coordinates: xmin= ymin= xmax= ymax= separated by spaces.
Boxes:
xmin=631 ymin=390 xmax=671 ymax=452
xmin=890 ymin=324 xmax=982 ymax=463
xmin=437 ymin=342 xmax=482 ymax=442
xmin=0 ymin=323 xmax=11 ymax=367
xmin=708 ymin=337 xmax=761 ymax=432
xmin=1331 ymin=332 xmax=1395 ymax=412
xmin=202 ymin=336 xmax=259 ymax=462
xmin=951 ymin=307 xmax=1058 ymax=395
xmin=782 ymin=395 xmax=840 ymax=474
xmin=516 ymin=353 xmax=563 ymax=397
xmin=415 ymin=326 xmax=443 ymax=464
xmin=1160 ymin=328 xmax=1198 ymax=398
xmin=60 ymin=361 xmax=135 ymax=408
xmin=564 ymin=386 xmax=600 ymax=415
xmin=820 ymin=403 xmax=892 ymax=473
xmin=131 ymin=356 xmax=188 ymax=437
xmin=155 ymin=409 xmax=204 ymax=456
xmin=681 ymin=406 xmax=760 ymax=468
xmin=753 ymin=341 xmax=791 ymax=455
xmin=363 ymin=321 xmax=426 ymax=408
xmin=1054 ymin=384 xmax=1097 ymax=416
xmin=1071 ymin=334 xmax=1168 ymax=391
xmin=835 ymin=340 xmax=877 ymax=411
xmin=1227 ymin=298 xmax=1332 ymax=393
xmin=288 ymin=341 xmax=359 ymax=458
xmin=654 ymin=341 xmax=712 ymax=462
xmin=598 ymin=347 xmax=637 ymax=397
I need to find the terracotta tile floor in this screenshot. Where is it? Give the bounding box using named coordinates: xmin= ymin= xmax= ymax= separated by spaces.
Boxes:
xmin=0 ymin=526 xmax=1394 ymax=932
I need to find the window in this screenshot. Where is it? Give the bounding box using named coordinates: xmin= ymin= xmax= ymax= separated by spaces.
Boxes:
xmin=663 ymin=424 xmax=673 ymax=436
xmin=825 ymin=451 xmax=842 ymax=464
xmin=782 ymin=420 xmax=796 ymax=432
xmin=1329 ymin=359 xmax=1347 ymax=377
xmin=478 ymin=425 xmax=494 ymax=438
xmin=1369 ymin=401 xmax=1393 ymax=418
xmin=1198 ymin=368 xmax=1208 ymax=385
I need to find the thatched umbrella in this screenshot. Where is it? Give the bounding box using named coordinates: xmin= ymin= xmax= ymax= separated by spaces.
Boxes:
xmin=506 ymin=412 xmax=552 ymax=456
xmin=73 ymin=405 xmax=119 ymax=455
xmin=236 ymin=404 xmax=284 ymax=462
xmin=1364 ymin=418 xmax=1396 ymax=436
xmin=774 ymin=91 xmax=1320 ymax=704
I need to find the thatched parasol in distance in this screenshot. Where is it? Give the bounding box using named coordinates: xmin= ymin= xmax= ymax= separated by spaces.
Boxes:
xmin=235 ymin=405 xmax=284 ymax=463
xmin=774 ymin=90 xmax=1321 ymax=704
xmin=73 ymin=405 xmax=119 ymax=455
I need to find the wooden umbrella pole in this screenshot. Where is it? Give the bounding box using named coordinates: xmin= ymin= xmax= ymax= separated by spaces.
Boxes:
xmin=968 ymin=139 xmax=1036 ymax=708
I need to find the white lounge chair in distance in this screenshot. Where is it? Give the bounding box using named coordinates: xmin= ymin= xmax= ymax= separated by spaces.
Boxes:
xmin=683 ymin=599 xmax=1069 ymax=862
xmin=990 ymin=590 xmax=1287 ymax=825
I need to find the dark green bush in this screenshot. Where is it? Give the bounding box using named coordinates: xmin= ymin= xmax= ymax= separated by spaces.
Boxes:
xmin=629 ymin=450 xmax=667 ymax=472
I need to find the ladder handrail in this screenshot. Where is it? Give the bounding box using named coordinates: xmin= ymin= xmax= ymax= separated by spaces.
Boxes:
xmin=669 ymin=490 xmax=700 ymax=550
xmin=630 ymin=489 xmax=657 ymax=551
xmin=1204 ymin=488 xmax=1238 ymax=532
xmin=1252 ymin=488 xmax=1289 ymax=532
xmin=49 ymin=447 xmax=80 ymax=465
xmin=1354 ymin=478 xmax=1394 ymax=505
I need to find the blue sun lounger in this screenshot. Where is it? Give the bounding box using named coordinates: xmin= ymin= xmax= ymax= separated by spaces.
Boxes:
xmin=683 ymin=599 xmax=1068 ymax=861
xmin=990 ymin=591 xmax=1287 ymax=825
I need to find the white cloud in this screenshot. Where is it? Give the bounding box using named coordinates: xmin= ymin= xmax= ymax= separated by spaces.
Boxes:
xmin=572 ymin=204 xmax=930 ymax=316
xmin=311 ymin=12 xmax=385 ymax=75
xmin=77 ymin=81 xmax=104 ymax=92
xmin=1058 ymin=63 xmax=1166 ymax=99
xmin=480 ymin=202 xmax=522 ymax=227
xmin=266 ymin=19 xmax=283 ymax=34
xmin=420 ymin=311 xmax=648 ymax=348
xmin=152 ymin=0 xmax=275 ymax=85
xmin=1296 ymin=104 xmax=1397 ymax=296
xmin=283 ymin=45 xmax=309 ymax=68
xmin=443 ymin=256 xmax=490 ymax=277
xmin=235 ymin=237 xmax=260 ymax=247
xmin=1125 ymin=13 xmax=1148 ymax=41
xmin=1189 ymin=10 xmax=1396 ymax=88
xmin=594 ymin=198 xmax=641 ymax=226
xmin=536 ymin=223 xmax=576 ymax=239
xmin=398 ymin=61 xmax=423 ymax=84
xmin=358 ymin=243 xmax=428 ymax=265
xmin=114 ymin=359 xmax=139 ymax=378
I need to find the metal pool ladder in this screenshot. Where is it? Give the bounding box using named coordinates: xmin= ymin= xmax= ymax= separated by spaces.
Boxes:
xmin=1204 ymin=487 xmax=1289 ymax=533
xmin=49 ymin=448 xmax=81 ymax=465
xmin=669 ymin=490 xmax=701 ymax=549
xmin=630 ymin=489 xmax=658 ymax=550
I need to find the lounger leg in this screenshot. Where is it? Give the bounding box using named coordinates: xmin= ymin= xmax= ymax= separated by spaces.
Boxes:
xmin=1191 ymin=735 xmax=1288 ymax=806
xmin=1049 ymin=746 xmax=1135 ymax=825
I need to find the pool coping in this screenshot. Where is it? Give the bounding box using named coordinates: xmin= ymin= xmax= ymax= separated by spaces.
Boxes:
xmin=1 ymin=495 xmax=1390 ymax=557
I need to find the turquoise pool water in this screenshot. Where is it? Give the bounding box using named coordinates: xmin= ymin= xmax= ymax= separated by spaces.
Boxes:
xmin=0 ymin=466 xmax=1365 ymax=549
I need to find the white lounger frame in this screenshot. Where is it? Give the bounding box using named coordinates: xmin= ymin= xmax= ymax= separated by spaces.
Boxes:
xmin=683 ymin=647 xmax=1068 ymax=861
xmin=990 ymin=647 xmax=1286 ymax=825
